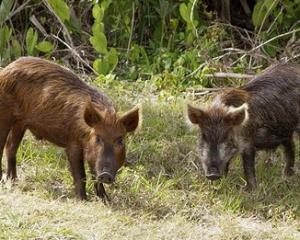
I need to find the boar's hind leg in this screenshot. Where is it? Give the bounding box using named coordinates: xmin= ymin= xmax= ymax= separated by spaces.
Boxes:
xmin=242 ymin=149 xmax=257 ymax=191
xmin=66 ymin=144 xmax=87 ymax=200
xmin=282 ymin=138 xmax=295 ymax=176
xmin=5 ymin=123 xmax=25 ymax=179
xmin=0 ymin=128 xmax=11 ymax=181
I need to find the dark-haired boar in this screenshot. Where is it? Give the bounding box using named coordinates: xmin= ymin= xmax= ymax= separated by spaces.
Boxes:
xmin=187 ymin=63 xmax=300 ymax=191
xmin=0 ymin=57 xmax=141 ymax=200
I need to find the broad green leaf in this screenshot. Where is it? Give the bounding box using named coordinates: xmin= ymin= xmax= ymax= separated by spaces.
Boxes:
xmin=179 ymin=3 xmax=190 ymax=24
xmin=90 ymin=33 xmax=107 ymax=54
xmin=0 ymin=25 xmax=12 ymax=55
xmin=106 ymin=48 xmax=118 ymax=70
xmin=186 ymin=33 xmax=194 ymax=46
xmin=35 ymin=41 xmax=54 ymax=53
xmin=11 ymin=38 xmax=22 ymax=57
xmin=0 ymin=0 xmax=14 ymax=24
xmin=252 ymin=1 xmax=266 ymax=27
xmin=47 ymin=0 xmax=70 ymax=22
xmin=93 ymin=58 xmax=109 ymax=75
xmin=265 ymin=0 xmax=278 ymax=12
xmin=26 ymin=27 xmax=38 ymax=56
xmin=170 ymin=18 xmax=179 ymax=31
xmin=92 ymin=4 xmax=104 ymax=21
xmin=253 ymin=0 xmax=277 ymax=27
xmin=93 ymin=47 xmax=117 ymax=75
xmin=92 ymin=22 xmax=105 ymax=36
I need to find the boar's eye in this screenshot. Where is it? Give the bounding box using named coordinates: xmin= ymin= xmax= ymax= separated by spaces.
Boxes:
xmin=114 ymin=137 xmax=124 ymax=148
xmin=219 ymin=133 xmax=228 ymax=143
xmin=201 ymin=133 xmax=208 ymax=142
xmin=95 ymin=135 xmax=104 ymax=145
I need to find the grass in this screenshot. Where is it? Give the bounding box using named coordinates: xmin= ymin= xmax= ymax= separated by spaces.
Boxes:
xmin=1 ymin=79 xmax=300 ymax=239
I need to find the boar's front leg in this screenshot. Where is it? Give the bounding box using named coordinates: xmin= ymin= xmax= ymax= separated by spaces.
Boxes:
xmin=5 ymin=122 xmax=25 ymax=179
xmin=66 ymin=143 xmax=87 ymax=200
xmin=242 ymin=148 xmax=256 ymax=191
xmin=282 ymin=138 xmax=295 ymax=176
xmin=89 ymin=169 xmax=109 ymax=201
xmin=94 ymin=179 xmax=109 ymax=201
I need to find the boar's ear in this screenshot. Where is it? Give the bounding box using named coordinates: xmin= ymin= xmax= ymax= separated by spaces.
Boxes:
xmin=227 ymin=103 xmax=249 ymax=126
xmin=120 ymin=104 xmax=142 ymax=132
xmin=187 ymin=104 xmax=207 ymax=125
xmin=84 ymin=97 xmax=101 ymax=127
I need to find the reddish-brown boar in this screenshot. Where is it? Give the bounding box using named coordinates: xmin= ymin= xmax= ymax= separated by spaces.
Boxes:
xmin=0 ymin=57 xmax=141 ymax=200
xmin=187 ymin=63 xmax=300 ymax=191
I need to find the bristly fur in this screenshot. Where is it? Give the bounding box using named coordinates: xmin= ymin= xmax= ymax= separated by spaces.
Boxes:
xmin=186 ymin=62 xmax=300 ymax=191
xmin=0 ymin=56 xmax=141 ymax=201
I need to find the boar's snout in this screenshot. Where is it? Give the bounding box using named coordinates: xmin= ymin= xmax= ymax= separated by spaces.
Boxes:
xmin=205 ymin=167 xmax=221 ymax=181
xmin=98 ymin=168 xmax=115 ymax=184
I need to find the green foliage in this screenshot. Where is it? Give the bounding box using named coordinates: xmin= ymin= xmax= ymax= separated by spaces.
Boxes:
xmin=25 ymin=28 xmax=54 ymax=57
xmin=26 ymin=28 xmax=38 ymax=56
xmin=0 ymin=24 xmax=12 ymax=63
xmin=0 ymin=0 xmax=56 ymax=65
xmin=252 ymin=0 xmax=300 ymax=58
xmin=47 ymin=0 xmax=70 ymax=23
xmin=35 ymin=41 xmax=55 ymax=53
xmin=0 ymin=0 xmax=14 ymax=64
xmin=0 ymin=0 xmax=14 ymax=24
xmin=11 ymin=38 xmax=22 ymax=57
xmin=252 ymin=0 xmax=278 ymax=27
xmin=90 ymin=1 xmax=118 ymax=75
xmin=1 ymin=0 xmax=300 ymax=91
xmin=179 ymin=2 xmax=199 ymax=45
xmin=92 ymin=48 xmax=118 ymax=75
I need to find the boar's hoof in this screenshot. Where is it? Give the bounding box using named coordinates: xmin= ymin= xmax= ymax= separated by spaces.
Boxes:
xmin=243 ymin=183 xmax=256 ymax=192
xmin=98 ymin=171 xmax=114 ymax=184
xmin=206 ymin=168 xmax=221 ymax=181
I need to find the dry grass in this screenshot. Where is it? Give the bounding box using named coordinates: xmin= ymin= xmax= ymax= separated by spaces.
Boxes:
xmin=1 ymin=186 xmax=300 ymax=239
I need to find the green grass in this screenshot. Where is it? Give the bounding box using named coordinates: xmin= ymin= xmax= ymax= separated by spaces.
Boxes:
xmin=1 ymin=80 xmax=300 ymax=239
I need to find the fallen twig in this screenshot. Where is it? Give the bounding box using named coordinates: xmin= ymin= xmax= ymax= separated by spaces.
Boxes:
xmin=205 ymin=72 xmax=254 ymax=79
xmin=186 ymin=87 xmax=225 ymax=93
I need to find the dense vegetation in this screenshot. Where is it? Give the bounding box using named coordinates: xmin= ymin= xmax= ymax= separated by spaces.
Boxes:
xmin=1 ymin=0 xmax=300 ymax=89
xmin=1 ymin=0 xmax=300 ymax=238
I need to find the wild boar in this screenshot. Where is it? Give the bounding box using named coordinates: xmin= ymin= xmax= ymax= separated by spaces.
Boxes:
xmin=0 ymin=57 xmax=141 ymax=200
xmin=187 ymin=63 xmax=300 ymax=191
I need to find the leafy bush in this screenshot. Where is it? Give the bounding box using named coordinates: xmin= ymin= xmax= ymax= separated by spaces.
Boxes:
xmin=1 ymin=0 xmax=300 ymax=90
xmin=252 ymin=0 xmax=300 ymax=59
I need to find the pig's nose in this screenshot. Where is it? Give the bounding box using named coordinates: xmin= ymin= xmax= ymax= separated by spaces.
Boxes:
xmin=206 ymin=173 xmax=221 ymax=180
xmin=206 ymin=167 xmax=221 ymax=180
xmin=98 ymin=169 xmax=114 ymax=184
